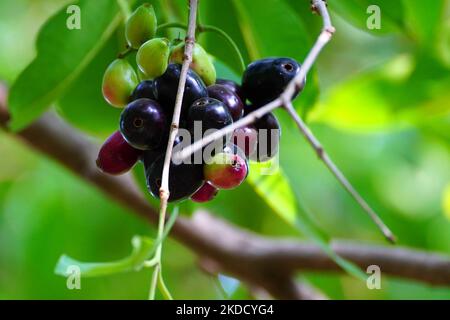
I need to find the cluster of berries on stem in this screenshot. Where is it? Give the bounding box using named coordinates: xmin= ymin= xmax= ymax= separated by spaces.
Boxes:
xmin=97 ymin=4 xmax=304 ymax=203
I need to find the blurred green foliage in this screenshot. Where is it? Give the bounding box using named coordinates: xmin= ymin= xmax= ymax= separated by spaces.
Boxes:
xmin=0 ymin=0 xmax=449 ymax=299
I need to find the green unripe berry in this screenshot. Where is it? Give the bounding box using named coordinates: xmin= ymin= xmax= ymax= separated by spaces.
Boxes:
xmin=137 ymin=38 xmax=170 ymax=79
xmin=170 ymin=43 xmax=216 ymax=86
xmin=125 ymin=4 xmax=157 ymax=49
xmin=102 ymin=59 xmax=138 ymax=108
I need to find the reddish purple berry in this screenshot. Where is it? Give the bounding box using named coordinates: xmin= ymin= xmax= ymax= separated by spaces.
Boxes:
xmin=216 ymin=78 xmax=245 ymax=102
xmin=96 ymin=131 xmax=142 ymax=175
xmin=207 ymin=84 xmax=244 ymax=121
xmin=232 ymin=125 xmax=258 ymax=158
xmin=191 ymin=182 xmax=218 ymax=203
xmin=204 ymin=152 xmax=248 ymax=190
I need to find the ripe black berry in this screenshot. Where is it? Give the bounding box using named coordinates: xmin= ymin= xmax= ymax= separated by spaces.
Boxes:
xmin=120 ymin=98 xmax=168 ymax=150
xmin=154 ymin=64 xmax=208 ymax=115
xmin=191 ymin=182 xmax=218 ymax=203
xmin=145 ymin=154 xmax=204 ymax=202
xmin=131 ymin=80 xmax=156 ymax=101
xmin=96 ymin=131 xmax=142 ymax=175
xmin=188 ymin=97 xmax=233 ymax=133
xmin=242 ymin=57 xmax=304 ymax=106
xmin=216 ymin=79 xmax=245 ymax=102
xmin=253 ymin=113 xmax=281 ymax=162
xmin=207 ymin=84 xmax=244 ymax=121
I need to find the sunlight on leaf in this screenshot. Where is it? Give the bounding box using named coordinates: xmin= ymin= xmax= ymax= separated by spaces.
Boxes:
xmin=443 ymin=184 xmax=450 ymax=221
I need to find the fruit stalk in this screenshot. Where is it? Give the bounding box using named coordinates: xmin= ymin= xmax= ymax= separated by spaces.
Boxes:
xmin=148 ymin=0 xmax=199 ymax=300
xmin=173 ymin=0 xmax=395 ymax=243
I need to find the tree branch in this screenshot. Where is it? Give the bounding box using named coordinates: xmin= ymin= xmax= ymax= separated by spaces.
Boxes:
xmin=0 ymin=107 xmax=449 ymax=296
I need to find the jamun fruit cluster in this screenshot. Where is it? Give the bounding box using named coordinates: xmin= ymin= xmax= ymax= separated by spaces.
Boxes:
xmin=96 ymin=4 xmax=304 ymax=203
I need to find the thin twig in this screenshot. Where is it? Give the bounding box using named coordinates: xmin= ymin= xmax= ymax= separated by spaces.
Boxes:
xmin=284 ymin=101 xmax=395 ymax=243
xmin=149 ymin=0 xmax=199 ymax=300
xmin=173 ymin=0 xmax=395 ymax=243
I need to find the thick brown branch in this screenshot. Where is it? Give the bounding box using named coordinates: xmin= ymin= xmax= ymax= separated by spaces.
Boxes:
xmin=1 ymin=108 xmax=449 ymax=293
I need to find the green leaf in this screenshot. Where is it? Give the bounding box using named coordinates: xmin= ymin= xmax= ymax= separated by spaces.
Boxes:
xmin=247 ymin=163 xmax=298 ymax=225
xmin=54 ymin=235 xmax=154 ymax=278
xmin=54 ymin=207 xmax=179 ymax=278
xmin=402 ymin=0 xmax=446 ymax=48
xmin=56 ymin=36 xmax=123 ymax=137
xmin=199 ymin=0 xmax=251 ymax=74
xmin=8 ymin=0 xmax=123 ymax=131
xmin=330 ymin=0 xmax=405 ymax=35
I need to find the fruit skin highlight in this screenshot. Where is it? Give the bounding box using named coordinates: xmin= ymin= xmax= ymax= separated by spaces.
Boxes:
xmin=120 ymin=98 xmax=168 ymax=150
xmin=204 ymin=151 xmax=248 ymax=190
xmin=216 ymin=78 xmax=245 ymax=102
xmin=188 ymin=97 xmax=233 ymax=133
xmin=96 ymin=131 xmax=142 ymax=175
xmin=125 ymin=4 xmax=157 ymax=49
xmin=242 ymin=57 xmax=304 ymax=106
xmin=171 ymin=43 xmax=216 ymax=86
xmin=137 ymin=38 xmax=170 ymax=79
xmin=102 ymin=59 xmax=139 ymax=108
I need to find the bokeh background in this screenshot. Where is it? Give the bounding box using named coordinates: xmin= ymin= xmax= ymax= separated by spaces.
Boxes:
xmin=0 ymin=0 xmax=449 ymax=299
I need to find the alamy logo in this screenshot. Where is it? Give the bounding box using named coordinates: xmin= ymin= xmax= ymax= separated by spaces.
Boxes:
xmin=366 ymin=5 xmax=381 ymax=30
xmin=366 ymin=265 xmax=381 ymax=289
xmin=66 ymin=5 xmax=81 ymax=30
xmin=66 ymin=265 xmax=81 ymax=290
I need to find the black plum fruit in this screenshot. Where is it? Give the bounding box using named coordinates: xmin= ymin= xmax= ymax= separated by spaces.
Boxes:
xmin=154 ymin=64 xmax=208 ymax=115
xmin=207 ymin=84 xmax=244 ymax=121
xmin=188 ymin=97 xmax=233 ymax=133
xmin=96 ymin=131 xmax=142 ymax=175
xmin=191 ymin=182 xmax=218 ymax=203
xmin=120 ymin=98 xmax=168 ymax=150
xmin=131 ymin=80 xmax=156 ymax=101
xmin=242 ymin=57 xmax=304 ymax=106
xmin=145 ymin=154 xmax=204 ymax=202
xmin=252 ymin=112 xmax=281 ymax=162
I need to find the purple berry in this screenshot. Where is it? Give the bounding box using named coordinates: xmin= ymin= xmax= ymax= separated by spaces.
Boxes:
xmin=96 ymin=131 xmax=142 ymax=175
xmin=207 ymin=84 xmax=244 ymax=121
